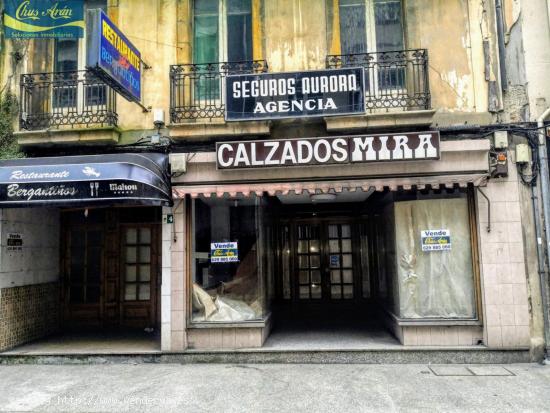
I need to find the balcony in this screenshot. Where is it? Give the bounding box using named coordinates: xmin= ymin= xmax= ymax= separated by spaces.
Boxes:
xmin=326 ymin=49 xmax=431 ymax=112
xmin=168 ymin=61 xmax=271 ymax=139
xmin=17 ymin=70 xmax=119 ymax=145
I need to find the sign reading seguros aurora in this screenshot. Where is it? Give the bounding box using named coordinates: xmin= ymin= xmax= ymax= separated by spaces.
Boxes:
xmin=225 ymin=67 xmax=365 ymax=121
xmin=86 ymin=9 xmax=141 ymax=102
xmin=4 ymin=0 xmax=84 ymax=38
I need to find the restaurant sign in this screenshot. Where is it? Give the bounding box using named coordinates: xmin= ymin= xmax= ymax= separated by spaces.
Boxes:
xmin=225 ymin=67 xmax=365 ymax=121
xmin=86 ymin=9 xmax=141 ymax=102
xmin=216 ymin=131 xmax=440 ymax=169
xmin=4 ymin=0 xmax=85 ymax=38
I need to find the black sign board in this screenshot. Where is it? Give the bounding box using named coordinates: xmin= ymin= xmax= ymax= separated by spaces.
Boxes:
xmin=225 ymin=67 xmax=366 ymax=121
xmin=0 ymin=153 xmax=172 ymax=207
xmin=216 ymin=131 xmax=440 ymax=169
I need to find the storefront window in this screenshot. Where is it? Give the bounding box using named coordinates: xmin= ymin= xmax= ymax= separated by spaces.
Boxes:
xmin=191 ymin=196 xmax=267 ymax=323
xmin=392 ymin=194 xmax=477 ymax=319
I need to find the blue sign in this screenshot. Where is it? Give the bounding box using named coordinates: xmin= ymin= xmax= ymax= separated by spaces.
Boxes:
xmin=4 ymin=0 xmax=84 ymax=38
xmin=86 ymin=9 xmax=141 ymax=102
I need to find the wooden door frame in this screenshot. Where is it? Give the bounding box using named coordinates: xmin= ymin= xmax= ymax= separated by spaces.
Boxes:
xmin=118 ymin=223 xmax=160 ymax=329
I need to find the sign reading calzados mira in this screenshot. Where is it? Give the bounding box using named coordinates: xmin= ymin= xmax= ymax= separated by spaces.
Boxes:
xmin=216 ymin=131 xmax=440 ymax=169
xmin=225 ymin=68 xmax=365 ymax=121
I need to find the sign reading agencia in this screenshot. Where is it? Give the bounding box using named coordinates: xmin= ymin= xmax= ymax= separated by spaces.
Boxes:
xmin=216 ymin=131 xmax=440 ymax=169
xmin=86 ymin=9 xmax=141 ymax=102
xmin=225 ymin=67 xmax=366 ymax=121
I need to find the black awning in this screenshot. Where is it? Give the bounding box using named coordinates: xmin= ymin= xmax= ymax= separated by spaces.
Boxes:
xmin=0 ymin=153 xmax=172 ymax=207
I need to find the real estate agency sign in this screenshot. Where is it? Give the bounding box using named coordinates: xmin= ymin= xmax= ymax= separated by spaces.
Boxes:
xmin=224 ymin=68 xmax=366 ymax=121
xmin=216 ymin=131 xmax=440 ymax=169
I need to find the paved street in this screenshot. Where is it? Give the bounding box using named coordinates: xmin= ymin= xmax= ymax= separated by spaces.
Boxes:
xmin=0 ymin=363 xmax=549 ymax=412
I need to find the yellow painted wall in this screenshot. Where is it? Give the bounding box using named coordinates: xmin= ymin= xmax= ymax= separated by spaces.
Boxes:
xmin=3 ymin=0 xmax=503 ymax=136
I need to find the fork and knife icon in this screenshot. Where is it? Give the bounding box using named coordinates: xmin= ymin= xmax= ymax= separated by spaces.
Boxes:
xmin=90 ymin=182 xmax=99 ymax=197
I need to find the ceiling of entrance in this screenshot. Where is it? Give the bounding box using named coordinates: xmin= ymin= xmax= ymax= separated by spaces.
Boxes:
xmin=277 ymin=188 xmax=375 ymax=204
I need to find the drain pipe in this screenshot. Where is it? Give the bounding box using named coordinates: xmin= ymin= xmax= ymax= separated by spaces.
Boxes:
xmin=536 ymin=107 xmax=550 ymax=357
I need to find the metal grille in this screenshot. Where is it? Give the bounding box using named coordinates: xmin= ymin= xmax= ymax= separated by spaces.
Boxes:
xmin=169 ymin=60 xmax=268 ymax=122
xmin=19 ymin=70 xmax=118 ymax=131
xmin=326 ymin=49 xmax=431 ymax=112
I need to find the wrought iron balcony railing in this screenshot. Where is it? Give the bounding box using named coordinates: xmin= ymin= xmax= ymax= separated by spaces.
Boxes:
xmin=326 ymin=49 xmax=431 ymax=112
xmin=19 ymin=70 xmax=117 ymax=131
xmin=170 ymin=60 xmax=268 ymax=122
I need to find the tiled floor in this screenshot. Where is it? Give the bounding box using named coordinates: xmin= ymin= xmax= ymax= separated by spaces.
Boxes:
xmin=1 ymin=330 xmax=160 ymax=355
xmin=263 ymin=319 xmax=401 ymax=350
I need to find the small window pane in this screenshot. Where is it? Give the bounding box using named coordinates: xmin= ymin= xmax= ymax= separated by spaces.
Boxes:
xmin=126 ymin=228 xmax=137 ymax=244
xmin=343 ymin=285 xmax=354 ymax=299
xmin=329 ymin=240 xmax=340 ymax=253
xmin=126 ymin=265 xmax=137 ymax=282
xmin=343 ymin=270 xmax=353 ymax=284
xmin=298 ymin=240 xmax=308 ymax=253
xmin=139 ymin=247 xmax=151 ymax=263
xmin=309 ymin=240 xmax=320 ymax=253
xmin=328 ymin=224 xmax=338 ymax=238
xmin=311 ymin=270 xmax=321 ymax=284
xmin=139 ymin=228 xmax=151 ymax=244
xmin=139 ymin=284 xmax=150 ymax=300
xmin=298 ymin=255 xmax=309 ymax=269
xmin=311 ymin=284 xmax=322 ymax=298
xmin=341 ymin=225 xmax=351 ymax=238
xmin=342 ymin=254 xmax=353 ymax=268
xmin=331 ymin=270 xmax=341 ymax=283
xmin=124 ymin=284 xmax=136 ymax=301
xmin=299 ymin=286 xmax=310 ymax=299
xmin=310 ymin=255 xmax=320 ymax=268
xmin=341 ymin=239 xmax=352 ymax=253
xmin=140 ymin=265 xmax=151 ymax=282
xmin=126 ymin=247 xmax=137 ymax=263
xmin=331 ymin=285 xmax=342 ymax=299
xmin=299 ymin=270 xmax=309 ymax=284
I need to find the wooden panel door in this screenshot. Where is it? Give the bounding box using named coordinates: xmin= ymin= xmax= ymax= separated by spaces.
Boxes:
xmin=63 ymin=225 xmax=104 ymax=326
xmin=119 ymin=225 xmax=159 ymax=328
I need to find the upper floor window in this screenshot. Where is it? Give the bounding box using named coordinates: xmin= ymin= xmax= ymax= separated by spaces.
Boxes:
xmin=193 ymin=0 xmax=253 ymax=64
xmin=339 ymin=0 xmax=404 ymax=55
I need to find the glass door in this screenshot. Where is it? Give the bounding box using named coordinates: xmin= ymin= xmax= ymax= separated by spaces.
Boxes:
xmin=292 ymin=220 xmax=357 ymax=302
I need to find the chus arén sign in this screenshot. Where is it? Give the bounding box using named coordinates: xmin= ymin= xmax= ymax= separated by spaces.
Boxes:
xmin=216 ymin=131 xmax=440 ymax=169
xmin=225 ymin=67 xmax=365 ymax=121
xmin=4 ymin=0 xmax=84 ymax=38
xmin=86 ymin=9 xmax=141 ymax=102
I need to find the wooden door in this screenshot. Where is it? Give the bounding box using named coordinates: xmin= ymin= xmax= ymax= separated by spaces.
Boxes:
xmin=293 ymin=219 xmax=357 ymax=302
xmin=63 ymin=225 xmax=104 ymax=326
xmin=119 ymin=225 xmax=159 ymax=328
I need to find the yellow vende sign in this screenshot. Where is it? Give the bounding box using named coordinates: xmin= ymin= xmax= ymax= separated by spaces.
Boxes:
xmin=4 ymin=0 xmax=85 ymax=39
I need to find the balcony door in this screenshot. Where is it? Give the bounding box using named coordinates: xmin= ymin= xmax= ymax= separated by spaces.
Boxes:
xmin=192 ymin=0 xmax=253 ymax=104
xmin=52 ymin=1 xmax=107 ymax=119
xmin=339 ymin=0 xmax=406 ymax=98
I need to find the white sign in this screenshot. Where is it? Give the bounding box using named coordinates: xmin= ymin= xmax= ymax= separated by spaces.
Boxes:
xmin=421 ymin=229 xmax=451 ymax=252
xmin=210 ymin=242 xmax=239 ymax=263
xmin=6 ymin=233 xmax=23 ymax=251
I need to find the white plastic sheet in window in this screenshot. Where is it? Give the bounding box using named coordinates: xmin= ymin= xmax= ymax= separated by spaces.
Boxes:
xmin=394 ymin=198 xmax=476 ymax=319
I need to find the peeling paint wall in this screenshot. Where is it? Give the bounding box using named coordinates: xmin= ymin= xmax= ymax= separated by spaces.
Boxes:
xmin=0 ymin=0 xmax=512 ymax=133
xmin=264 ymin=0 xmax=328 ymax=72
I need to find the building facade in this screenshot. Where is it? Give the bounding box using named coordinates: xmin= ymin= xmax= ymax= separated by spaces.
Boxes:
xmin=0 ymin=0 xmax=549 ymax=360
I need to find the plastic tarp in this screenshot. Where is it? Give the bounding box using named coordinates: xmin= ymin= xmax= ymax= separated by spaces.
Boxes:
xmin=394 ymin=198 xmax=476 ymax=319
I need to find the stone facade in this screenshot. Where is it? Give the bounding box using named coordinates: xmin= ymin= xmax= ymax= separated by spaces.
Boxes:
xmin=0 ymin=283 xmax=59 ymax=351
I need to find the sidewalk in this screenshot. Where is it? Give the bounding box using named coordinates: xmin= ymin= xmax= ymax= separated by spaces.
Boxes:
xmin=0 ymin=363 xmax=549 ymax=412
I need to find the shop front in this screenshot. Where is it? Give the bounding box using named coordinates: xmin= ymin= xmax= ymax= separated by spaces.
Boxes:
xmin=170 ymin=133 xmax=506 ymax=350
xmin=0 ymin=153 xmax=171 ymax=352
